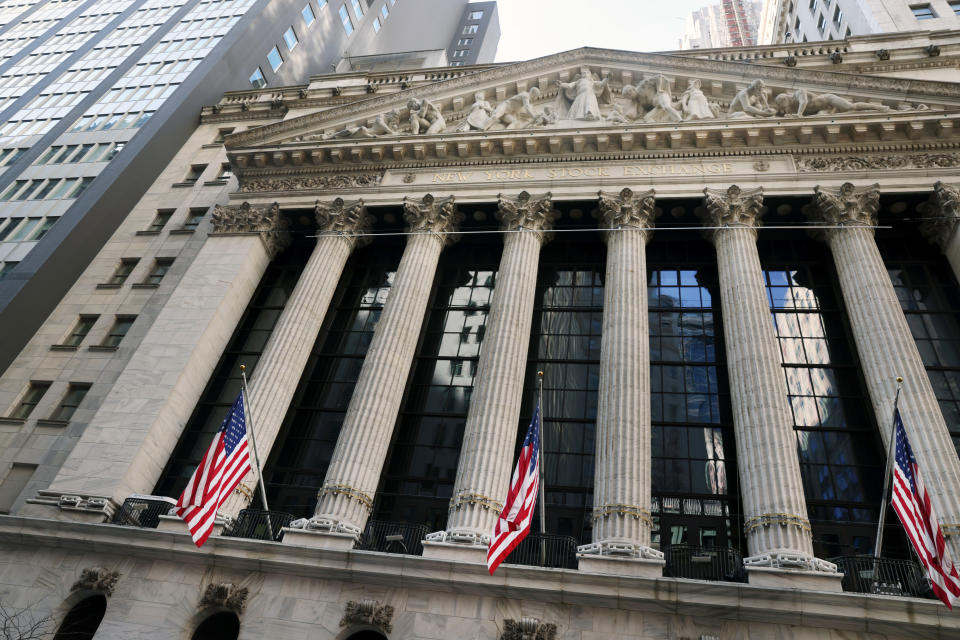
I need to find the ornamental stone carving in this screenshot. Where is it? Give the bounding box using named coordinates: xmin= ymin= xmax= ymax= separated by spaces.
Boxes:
xmin=402 ymin=194 xmax=463 ymax=244
xmin=497 ymin=191 xmax=556 ymax=236
xmin=797 ymin=153 xmax=960 ymax=172
xmin=501 ymin=617 xmax=557 ymax=640
xmin=727 ymin=80 xmax=776 ymax=118
xmin=71 ymin=567 xmax=120 ymax=597
xmin=810 ymin=183 xmax=881 ymax=228
xmin=921 ymin=181 xmax=960 ymax=250
xmin=700 ymin=185 xmax=765 ymax=232
xmin=237 ymin=173 xmax=382 ymax=193
xmin=407 ymin=96 xmax=446 ymax=134
xmin=555 ymin=66 xmax=611 ymax=121
xmin=598 ymin=188 xmax=656 ymax=234
xmin=339 ymin=599 xmax=394 ymax=633
xmin=773 ymin=88 xmax=891 ymax=116
xmin=211 ymin=201 xmax=288 ymax=257
xmin=199 ymin=583 xmax=249 ymax=615
xmin=314 ymin=198 xmax=374 ymax=247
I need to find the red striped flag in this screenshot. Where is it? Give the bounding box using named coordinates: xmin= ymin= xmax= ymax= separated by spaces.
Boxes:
xmin=172 ymin=392 xmax=251 ymax=547
xmin=487 ymin=402 xmax=541 ymax=574
xmin=891 ymin=409 xmax=960 ymax=608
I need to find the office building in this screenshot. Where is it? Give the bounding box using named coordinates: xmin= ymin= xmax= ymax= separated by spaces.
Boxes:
xmin=680 ymin=0 xmax=762 ymax=49
xmin=0 ymin=0 xmax=500 ymax=374
xmin=2 ymin=28 xmax=960 ymax=640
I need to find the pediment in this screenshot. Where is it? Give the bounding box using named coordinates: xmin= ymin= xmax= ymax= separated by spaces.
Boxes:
xmin=225 ymin=46 xmax=960 ymax=155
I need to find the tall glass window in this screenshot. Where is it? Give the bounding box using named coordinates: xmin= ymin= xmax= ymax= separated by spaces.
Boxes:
xmin=647 ymin=235 xmax=739 ymax=551
xmin=759 ymin=232 xmax=884 ymax=558
xmin=262 ymin=242 xmax=401 ymax=516
xmin=372 ymin=241 xmax=498 ymax=531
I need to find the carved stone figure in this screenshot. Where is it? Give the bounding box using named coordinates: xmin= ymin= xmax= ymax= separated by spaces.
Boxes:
xmin=339 ymin=599 xmax=394 ymax=634
xmin=530 ymin=104 xmax=558 ymax=127
xmin=486 ymin=87 xmax=542 ymax=129
xmin=501 ymin=617 xmax=557 ymax=640
xmin=622 ymin=75 xmax=682 ymax=123
xmin=773 ymin=88 xmax=892 ymax=117
xmin=727 ymin=80 xmax=776 ymax=118
xmin=456 ymin=92 xmax=495 ymax=131
xmin=322 ymin=110 xmax=401 ymax=139
xmin=71 ymin=567 xmax=120 ymax=597
xmin=407 ymin=97 xmax=446 ymax=134
xmin=604 ymin=102 xmax=630 ymax=124
xmin=199 ymin=583 xmax=249 ymax=615
xmin=681 ymin=78 xmax=719 ymax=121
xmin=555 ymin=66 xmax=611 ymax=121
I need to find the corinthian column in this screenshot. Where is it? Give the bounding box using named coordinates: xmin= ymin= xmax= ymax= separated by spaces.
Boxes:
xmin=811 ymin=183 xmax=960 ymax=557
xmin=218 ymin=198 xmax=372 ymax=520
xmin=284 ymin=194 xmax=462 ymax=550
xmin=576 ymin=188 xmax=663 ymax=577
xmin=921 ymin=181 xmax=960 ymax=285
xmin=700 ymin=186 xmax=839 ymax=590
xmin=423 ymin=191 xmax=555 ymax=562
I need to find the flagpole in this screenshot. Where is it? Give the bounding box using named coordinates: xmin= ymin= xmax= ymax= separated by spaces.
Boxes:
xmin=240 ymin=364 xmax=274 ymax=541
xmin=874 ymin=375 xmax=903 ymax=562
xmin=537 ymin=370 xmax=546 ymax=567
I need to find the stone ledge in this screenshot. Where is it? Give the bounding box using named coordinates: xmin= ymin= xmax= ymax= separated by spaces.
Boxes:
xmin=34 ymin=419 xmax=68 ymax=428
xmin=281 ymin=527 xmax=357 ymax=550
xmin=49 ymin=344 xmax=78 ymax=351
xmin=746 ymin=565 xmax=844 ymax=592
xmin=0 ymin=416 xmax=25 ymax=425
xmin=577 ymin=554 xmax=665 ymax=578
xmin=168 ymin=228 xmax=196 ymax=235
xmin=171 ymin=182 xmax=197 ymax=188
xmin=94 ymin=283 xmax=121 ymax=290
xmin=86 ymin=345 xmax=118 ymax=352
xmin=134 ymin=230 xmax=160 ymax=236
xmin=130 ymin=283 xmax=159 ymax=289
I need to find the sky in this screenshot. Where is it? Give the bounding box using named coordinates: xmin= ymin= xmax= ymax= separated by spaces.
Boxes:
xmin=492 ymin=0 xmax=716 ymax=63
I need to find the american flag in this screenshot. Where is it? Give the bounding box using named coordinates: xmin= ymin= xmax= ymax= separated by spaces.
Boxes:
xmin=172 ymin=392 xmax=251 ymax=547
xmin=891 ymin=409 xmax=960 ymax=608
xmin=487 ymin=402 xmax=541 ymax=575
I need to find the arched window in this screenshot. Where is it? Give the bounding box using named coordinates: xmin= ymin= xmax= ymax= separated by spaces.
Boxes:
xmin=191 ymin=611 xmax=240 ymax=640
xmin=53 ymin=594 xmax=106 ymax=640
xmin=345 ymin=632 xmax=387 ymax=640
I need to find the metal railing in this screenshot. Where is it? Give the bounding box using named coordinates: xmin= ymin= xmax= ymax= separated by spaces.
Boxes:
xmin=503 ymin=533 xmax=579 ymax=570
xmin=110 ymin=496 xmax=176 ymax=529
xmin=831 ymin=556 xmax=934 ymax=598
xmin=356 ymin=520 xmax=430 ymax=556
xmin=663 ymin=545 xmax=747 ymax=582
xmin=225 ymin=509 xmax=295 ymax=542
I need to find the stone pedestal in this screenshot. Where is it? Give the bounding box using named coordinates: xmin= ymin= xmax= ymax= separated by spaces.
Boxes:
xmin=281 ymin=528 xmax=358 ymax=550
xmin=813 ymin=183 xmax=960 ymax=560
xmin=577 ymin=554 xmax=665 ymax=578
xmin=747 ymin=566 xmax=844 ymax=592
xmin=437 ymin=192 xmax=555 ymax=548
xmin=156 ymin=514 xmax=229 ymax=538
xmin=421 ymin=540 xmax=488 ymax=564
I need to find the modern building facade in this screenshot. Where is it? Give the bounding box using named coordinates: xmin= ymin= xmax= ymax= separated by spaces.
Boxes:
xmin=680 ymin=0 xmax=762 ymax=50
xmin=0 ymin=0 xmax=500 ymax=375
xmin=759 ymin=0 xmax=960 ymax=45
xmin=2 ymin=31 xmax=960 ymax=640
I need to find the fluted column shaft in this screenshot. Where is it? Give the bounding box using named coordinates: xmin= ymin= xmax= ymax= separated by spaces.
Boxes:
xmin=589 ymin=189 xmax=655 ymax=553
xmin=313 ymin=195 xmax=461 ymax=535
xmin=702 ymin=186 xmax=817 ymax=565
xmin=219 ymin=234 xmax=355 ymax=518
xmin=444 ymin=192 xmax=554 ymax=542
xmin=815 ymin=183 xmax=960 ymax=557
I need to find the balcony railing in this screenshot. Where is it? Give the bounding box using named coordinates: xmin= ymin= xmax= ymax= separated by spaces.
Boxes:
xmin=503 ymin=533 xmax=579 ymax=570
xmin=831 ymin=556 xmax=934 ymax=599
xmin=356 ymin=520 xmax=430 ymax=556
xmin=663 ymin=545 xmax=747 ymax=582
xmin=111 ymin=495 xmax=176 ymax=529
xmin=224 ymin=509 xmax=295 ymax=542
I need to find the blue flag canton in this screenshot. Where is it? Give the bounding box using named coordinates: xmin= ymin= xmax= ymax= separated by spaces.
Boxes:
xmin=220 ymin=393 xmax=247 ymax=455
xmin=524 ymin=404 xmax=541 ymax=473
xmin=894 ymin=410 xmax=917 ymax=495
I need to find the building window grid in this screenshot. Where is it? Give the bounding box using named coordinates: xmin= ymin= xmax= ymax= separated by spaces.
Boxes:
xmin=951 ymin=0 xmax=960 ymax=15
xmin=911 ymin=4 xmax=936 ymax=19
xmin=107 ymin=258 xmax=138 ymax=285
xmin=143 ymin=258 xmax=173 ymax=285
xmin=49 ymin=383 xmax=90 ymax=422
xmin=8 ymin=381 xmax=50 ymax=419
xmin=101 ymin=315 xmax=135 ymax=347
xmin=63 ymin=315 xmax=98 ymax=347
xmin=339 ymin=4 xmax=353 ymax=34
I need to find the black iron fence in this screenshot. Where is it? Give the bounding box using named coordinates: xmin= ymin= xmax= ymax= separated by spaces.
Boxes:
xmin=356 ymin=520 xmax=430 ymax=556
xmin=831 ymin=556 xmax=934 ymax=598
xmin=503 ymin=533 xmax=579 ymax=569
xmin=111 ymin=496 xmax=176 ymax=529
xmin=225 ymin=509 xmax=295 ymax=542
xmin=663 ymin=545 xmax=747 ymax=582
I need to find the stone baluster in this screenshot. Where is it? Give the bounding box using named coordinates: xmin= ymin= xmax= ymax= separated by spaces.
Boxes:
xmin=576 ymin=188 xmax=663 ymax=577
xmin=811 ymin=183 xmax=960 ymax=557
xmin=218 ymin=198 xmax=372 ymax=519
xmin=921 ymin=181 xmax=960 ymax=285
xmin=700 ymin=186 xmax=839 ymax=590
xmin=424 ymin=191 xmax=555 ymax=562
xmin=285 ymin=194 xmax=462 ymax=549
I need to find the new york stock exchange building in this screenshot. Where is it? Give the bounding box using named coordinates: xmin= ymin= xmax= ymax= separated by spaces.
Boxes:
xmin=6 ymin=31 xmax=960 ymax=640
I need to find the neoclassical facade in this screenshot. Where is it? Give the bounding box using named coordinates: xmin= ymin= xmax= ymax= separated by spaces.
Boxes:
xmin=3 ymin=35 xmax=960 ymax=639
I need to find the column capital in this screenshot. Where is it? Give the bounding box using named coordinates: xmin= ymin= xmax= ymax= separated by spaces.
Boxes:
xmin=810 ymin=182 xmax=881 ymax=229
xmin=920 ymin=181 xmax=960 ymax=250
xmin=497 ymin=191 xmax=556 ymax=238
xmin=598 ymin=188 xmax=656 ymax=241
xmin=315 ymin=197 xmax=374 ymax=247
xmin=403 ymin=193 xmax=463 ymax=245
xmin=700 ymin=185 xmax=764 ymax=240
xmin=211 ymin=201 xmax=288 ymax=257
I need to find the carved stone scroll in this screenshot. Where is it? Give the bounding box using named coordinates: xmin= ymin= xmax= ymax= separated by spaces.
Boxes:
xmin=339 ymin=599 xmax=394 ymax=634
xmin=403 ymin=193 xmax=463 ymax=245
xmin=211 ymin=201 xmax=288 ymax=258
xmin=71 ymin=567 xmax=120 ymax=597
xmin=199 ymin=583 xmax=249 ymax=615
xmin=501 ymin=617 xmax=558 ymax=640
xmin=921 ymin=181 xmax=960 ymax=250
